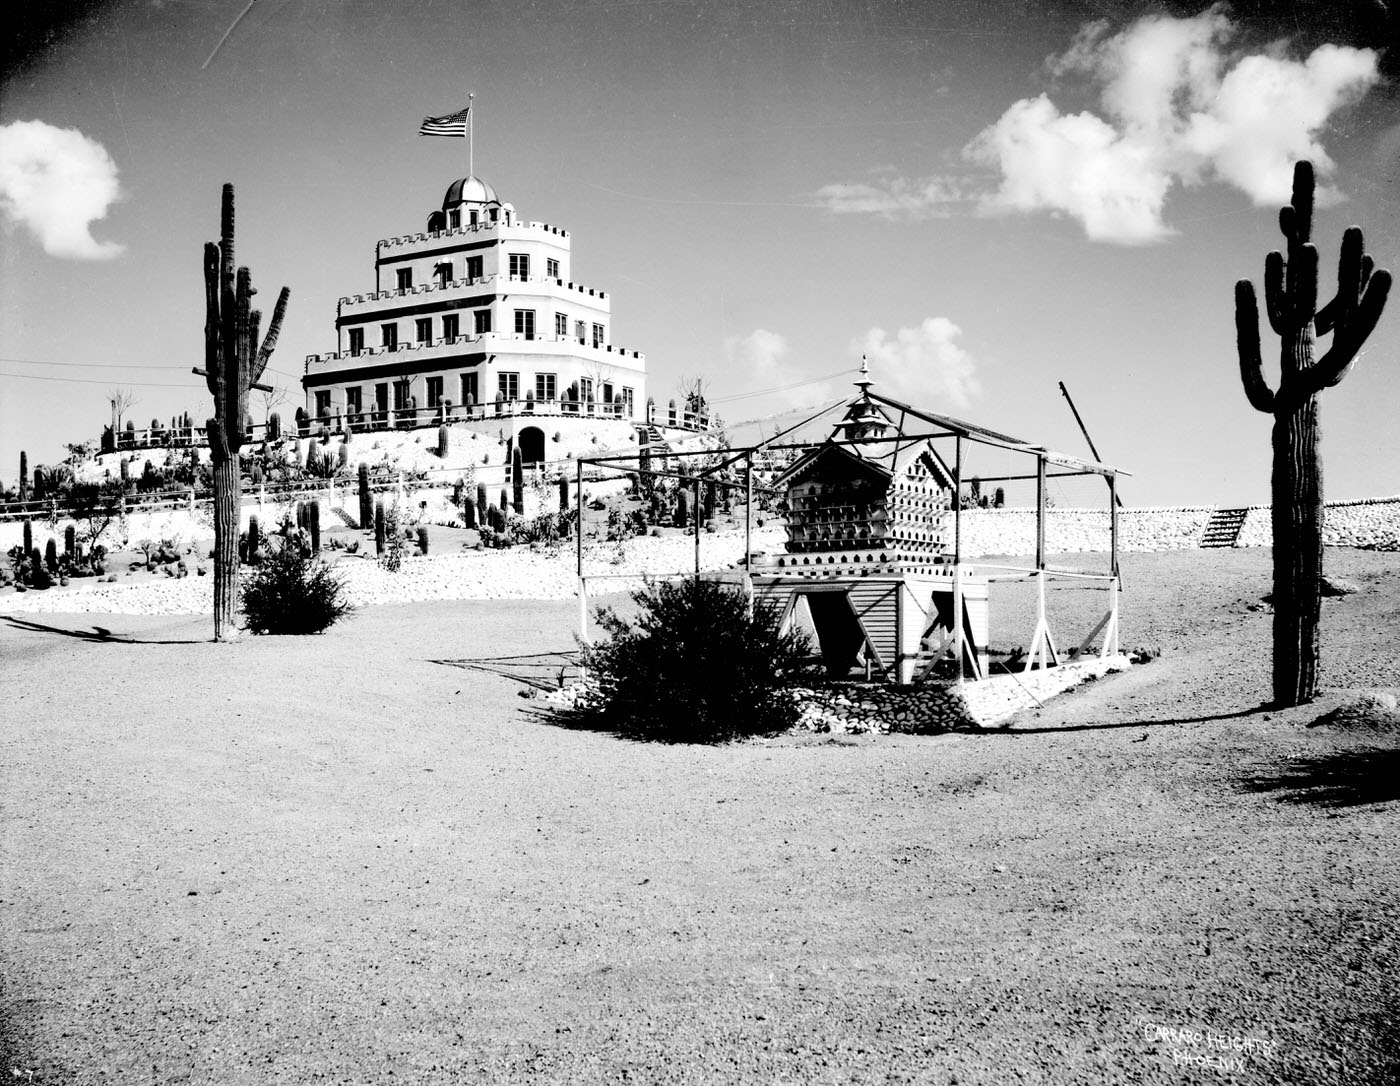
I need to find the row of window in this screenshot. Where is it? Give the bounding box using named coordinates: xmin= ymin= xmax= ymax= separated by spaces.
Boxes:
xmin=393 ymin=253 xmax=563 ymax=293
xmin=347 ymin=313 xmax=606 ymax=354
xmin=314 ymin=377 xmax=635 ymax=415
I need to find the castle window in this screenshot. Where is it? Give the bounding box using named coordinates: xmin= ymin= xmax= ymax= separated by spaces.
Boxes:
xmin=575 ymin=319 xmax=586 ymax=343
xmin=621 ymin=387 xmax=634 ymax=417
xmin=580 ymin=377 xmax=594 ymax=403
xmin=469 ymin=210 xmax=478 ymax=226
xmin=416 ymin=318 xmax=432 ymax=344
xmin=346 ymin=386 xmax=362 ymax=416
xmin=602 ymin=382 xmax=614 ymax=404
xmin=448 ymin=209 xmax=461 ymax=229
xmin=489 ymin=208 xmax=498 ymax=222
xmin=546 ymin=258 xmax=559 ymax=279
xmin=348 ymin=328 xmax=364 ymax=355
xmin=498 ymin=372 xmax=519 ymax=400
xmin=514 ymin=309 xmax=535 ymax=339
xmin=535 ymin=373 xmax=556 ymax=401
xmin=554 ymin=312 xmax=567 ymax=337
xmin=393 ymin=380 xmax=411 ymax=411
xmin=509 ymin=253 xmax=530 ymax=279
xmin=592 ymin=323 xmax=604 ymax=348
xmin=465 ymin=255 xmax=483 ymax=280
xmin=381 ymin=324 xmax=397 ymax=349
xmin=396 ymin=268 xmax=412 ymax=291
xmin=434 ymin=262 xmax=452 ymax=288
xmin=314 ymin=390 xmax=331 ymax=418
xmin=460 ymin=372 xmax=478 ymax=406
xmin=442 ymin=314 xmax=459 ymax=343
xmin=474 ymin=309 xmax=492 ymax=335
xmin=426 ymin=376 xmax=444 ymax=408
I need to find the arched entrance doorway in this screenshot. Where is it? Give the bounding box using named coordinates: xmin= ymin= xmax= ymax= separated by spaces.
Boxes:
xmin=518 ymin=426 xmax=545 ymax=465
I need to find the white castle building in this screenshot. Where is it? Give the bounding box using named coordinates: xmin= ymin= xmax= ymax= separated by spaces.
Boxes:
xmin=301 ymin=175 xmax=662 ymax=463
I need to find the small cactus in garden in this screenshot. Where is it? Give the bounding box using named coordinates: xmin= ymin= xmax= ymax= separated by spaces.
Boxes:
xmin=23 ymin=520 xmax=33 ymax=554
xmin=45 ymin=538 xmax=58 ymax=573
xmin=512 ymin=448 xmax=524 ymax=515
xmin=703 ymin=480 xmax=716 ymax=521
xmin=462 ymin=495 xmax=477 ymax=529
xmin=267 ymin=411 xmax=281 ymax=441
xmin=295 ymin=406 xmax=308 ymax=436
xmin=120 ymin=457 xmax=130 ymax=483
xmin=417 ymin=525 xmax=429 ymax=554
xmin=558 ymin=475 xmax=569 ymax=512
xmin=375 ymin=500 xmax=386 ymax=556
xmin=438 ymin=424 xmax=449 ymax=458
xmin=309 ymin=502 xmax=321 ymax=554
xmin=476 ymin=484 xmax=488 ymax=518
xmin=65 ymin=525 xmax=75 ymax=557
xmin=674 ymin=489 xmax=689 ymax=528
xmin=248 ymin=514 xmax=261 ymax=560
xmin=338 ymin=441 xmax=349 ymax=468
xmin=500 ymin=488 xmax=509 ymax=515
xmin=358 ymin=462 xmax=372 ymax=528
xmin=18 ymin=452 xmax=28 ymax=501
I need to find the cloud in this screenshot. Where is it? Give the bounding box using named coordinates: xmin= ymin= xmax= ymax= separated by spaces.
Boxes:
xmin=814 ymin=174 xmax=965 ymax=220
xmin=718 ymin=330 xmax=838 ymax=410
xmin=966 ymin=4 xmax=1380 ymax=243
xmin=853 ymin=317 xmax=978 ymax=410
xmin=0 ymin=120 xmax=124 ymax=259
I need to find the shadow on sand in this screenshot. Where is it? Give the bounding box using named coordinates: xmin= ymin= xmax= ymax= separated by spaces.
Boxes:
xmin=982 ymin=704 xmax=1273 ymax=735
xmin=431 ymin=651 xmax=580 ymax=693
xmin=1240 ymin=746 xmax=1400 ymax=809
xmin=1 ymin=616 xmax=209 ymax=646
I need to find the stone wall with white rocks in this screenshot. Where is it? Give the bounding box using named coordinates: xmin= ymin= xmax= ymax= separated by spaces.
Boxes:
xmin=959 ymin=496 xmax=1400 ymax=555
xmin=1235 ymin=496 xmax=1400 ymax=551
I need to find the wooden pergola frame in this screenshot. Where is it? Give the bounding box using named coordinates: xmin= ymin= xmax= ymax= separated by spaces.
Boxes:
xmin=574 ymin=390 xmax=1130 ymax=680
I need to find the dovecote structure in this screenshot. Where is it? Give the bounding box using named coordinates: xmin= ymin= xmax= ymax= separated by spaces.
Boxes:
xmin=751 ymin=367 xmax=990 ymax=684
xmin=301 ymin=175 xmax=648 ymax=447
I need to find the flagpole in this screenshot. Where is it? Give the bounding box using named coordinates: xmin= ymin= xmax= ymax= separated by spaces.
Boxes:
xmin=469 ymin=92 xmax=475 ymax=175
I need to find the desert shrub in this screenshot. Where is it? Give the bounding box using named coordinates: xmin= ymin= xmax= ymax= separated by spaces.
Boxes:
xmin=574 ymin=578 xmax=815 ymax=743
xmin=240 ymin=544 xmax=351 ymax=635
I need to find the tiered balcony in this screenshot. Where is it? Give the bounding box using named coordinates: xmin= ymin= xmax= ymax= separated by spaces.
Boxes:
xmin=304 ymin=330 xmax=646 ymax=380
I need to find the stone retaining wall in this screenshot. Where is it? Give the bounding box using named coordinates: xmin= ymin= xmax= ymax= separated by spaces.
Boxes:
xmin=959 ymin=496 xmax=1400 ymax=555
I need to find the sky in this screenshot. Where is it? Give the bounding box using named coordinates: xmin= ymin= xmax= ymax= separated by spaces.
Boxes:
xmin=1 ymin=0 xmax=1396 ymax=507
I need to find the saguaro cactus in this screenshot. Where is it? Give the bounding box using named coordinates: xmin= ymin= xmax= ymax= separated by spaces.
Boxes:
xmin=375 ymin=499 xmax=386 ymax=556
xmin=203 ymin=183 xmax=290 ymax=641
xmin=18 ymin=452 xmax=28 ymax=502
xmin=358 ymin=462 xmax=372 ymax=529
xmin=1235 ymin=160 xmax=1391 ymax=706
xmin=511 ymin=447 xmax=524 ymax=515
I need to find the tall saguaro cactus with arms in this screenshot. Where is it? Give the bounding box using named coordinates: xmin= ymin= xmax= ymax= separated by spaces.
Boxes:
xmin=1234 ymin=161 xmax=1390 ymax=706
xmin=204 ymin=183 xmax=290 ymax=641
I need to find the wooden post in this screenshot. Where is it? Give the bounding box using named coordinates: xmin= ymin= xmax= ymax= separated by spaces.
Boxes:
xmin=693 ymin=476 xmax=701 ymax=579
xmin=576 ymin=456 xmax=587 ymax=649
xmin=744 ymin=451 xmax=754 ymax=619
xmin=953 ymin=435 xmax=964 ymax=686
xmin=1035 ymin=454 xmax=1046 ymax=571
xmin=1109 ymin=473 xmax=1119 ymax=581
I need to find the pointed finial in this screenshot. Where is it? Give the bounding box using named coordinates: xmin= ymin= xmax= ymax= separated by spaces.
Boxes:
xmin=855 ymin=355 xmax=872 ymax=391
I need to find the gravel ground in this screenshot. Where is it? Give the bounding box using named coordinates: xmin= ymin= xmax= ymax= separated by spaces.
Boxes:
xmin=2 ymin=547 xmax=1397 ymax=1084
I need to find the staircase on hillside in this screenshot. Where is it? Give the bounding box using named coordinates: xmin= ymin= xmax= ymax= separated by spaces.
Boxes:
xmin=1201 ymin=507 xmax=1249 ymax=548
xmin=642 ymin=425 xmax=670 ymax=453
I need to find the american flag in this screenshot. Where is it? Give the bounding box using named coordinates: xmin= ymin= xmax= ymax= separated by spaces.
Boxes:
xmin=419 ymin=106 xmax=471 ymax=137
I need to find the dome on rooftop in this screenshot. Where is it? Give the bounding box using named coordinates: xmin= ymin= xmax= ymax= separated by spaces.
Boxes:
xmin=443 ymin=175 xmax=500 ymax=208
